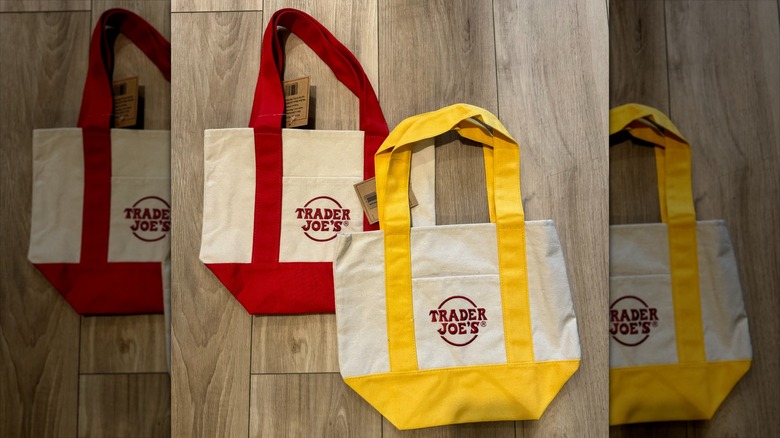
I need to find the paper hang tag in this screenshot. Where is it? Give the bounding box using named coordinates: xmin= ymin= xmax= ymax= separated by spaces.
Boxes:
xmin=112 ymin=76 xmax=139 ymax=128
xmin=283 ymin=76 xmax=310 ymax=128
xmin=354 ymin=177 xmax=419 ymax=225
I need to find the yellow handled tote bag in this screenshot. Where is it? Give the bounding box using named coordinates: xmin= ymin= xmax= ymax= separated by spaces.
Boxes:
xmin=609 ymin=103 xmax=752 ymax=425
xmin=333 ymin=104 xmax=581 ymax=429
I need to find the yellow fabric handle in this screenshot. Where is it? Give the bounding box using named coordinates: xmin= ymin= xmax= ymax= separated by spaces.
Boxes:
xmin=610 ymin=103 xmax=705 ymax=363
xmin=375 ymin=104 xmax=533 ymax=372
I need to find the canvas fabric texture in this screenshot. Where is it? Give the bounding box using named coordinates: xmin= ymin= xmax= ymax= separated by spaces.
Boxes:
xmin=199 ymin=8 xmax=393 ymax=315
xmin=333 ymin=104 xmax=581 ymax=430
xmin=609 ymin=103 xmax=751 ymax=425
xmin=28 ymin=9 xmax=171 ymax=319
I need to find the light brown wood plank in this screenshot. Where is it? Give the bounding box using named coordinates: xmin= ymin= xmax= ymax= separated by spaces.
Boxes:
xmin=251 ymin=315 xmax=338 ymax=373
xmin=172 ymin=0 xmax=261 ymax=13
xmin=494 ymin=1 xmax=609 ymax=436
xmin=665 ymin=2 xmax=780 ymax=437
xmin=383 ymin=420 xmax=515 ymax=438
xmin=0 ymin=11 xmax=89 ymax=438
xmin=608 ymin=0 xmax=668 ymax=226
xmin=92 ymin=0 xmax=172 ymax=130
xmin=379 ymin=0 xmax=498 ymax=226
xmin=248 ymin=1 xmax=378 ymax=376
xmin=80 ymin=315 xmax=168 ymax=374
xmin=170 ymin=11 xmax=260 ymax=438
xmin=609 ymin=0 xmax=669 ymax=112
xmin=0 ymin=0 xmax=90 ymax=12
xmin=78 ymin=373 xmax=171 ymax=438
xmin=249 ymin=374 xmax=382 ymax=437
xmin=379 ymin=0 xmax=497 ymax=125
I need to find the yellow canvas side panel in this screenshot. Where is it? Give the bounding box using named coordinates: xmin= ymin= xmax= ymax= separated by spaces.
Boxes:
xmin=345 ymin=360 xmax=580 ymax=430
xmin=610 ymin=360 xmax=751 ymax=425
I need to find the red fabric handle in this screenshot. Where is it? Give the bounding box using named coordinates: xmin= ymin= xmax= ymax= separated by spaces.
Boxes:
xmin=78 ymin=8 xmax=171 ymax=129
xmin=250 ymin=8 xmax=387 ymax=136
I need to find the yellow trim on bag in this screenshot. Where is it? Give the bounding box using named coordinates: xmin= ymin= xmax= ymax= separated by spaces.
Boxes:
xmin=374 ymin=104 xmax=533 ymax=371
xmin=610 ymin=104 xmax=705 ymax=364
xmin=610 ymin=360 xmax=751 ymax=425
xmin=345 ymin=360 xmax=580 ymax=430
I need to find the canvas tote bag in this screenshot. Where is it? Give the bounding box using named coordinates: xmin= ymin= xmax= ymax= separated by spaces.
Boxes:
xmin=609 ymin=103 xmax=752 ymax=425
xmin=28 ymin=8 xmax=171 ymax=315
xmin=333 ymin=104 xmax=581 ymax=429
xmin=200 ymin=8 xmax=388 ymax=314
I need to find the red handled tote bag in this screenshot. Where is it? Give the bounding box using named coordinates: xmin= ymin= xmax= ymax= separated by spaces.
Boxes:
xmin=199 ymin=9 xmax=388 ymax=314
xmin=609 ymin=104 xmax=752 ymax=424
xmin=28 ymin=9 xmax=171 ymax=315
xmin=333 ymin=104 xmax=581 ymax=429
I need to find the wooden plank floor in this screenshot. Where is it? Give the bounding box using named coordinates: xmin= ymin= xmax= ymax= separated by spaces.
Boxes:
xmin=0 ymin=1 xmax=171 ymax=437
xmin=609 ymin=1 xmax=780 ymax=437
xmin=171 ymin=1 xmax=608 ymax=437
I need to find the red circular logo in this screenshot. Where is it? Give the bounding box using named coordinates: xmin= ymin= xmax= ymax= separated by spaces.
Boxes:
xmin=609 ymin=295 xmax=659 ymax=347
xmin=428 ymin=296 xmax=488 ymax=347
xmin=295 ymin=196 xmax=351 ymax=242
xmin=123 ymin=196 xmax=170 ymax=242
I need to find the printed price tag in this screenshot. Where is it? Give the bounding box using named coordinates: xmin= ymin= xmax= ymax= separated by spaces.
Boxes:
xmin=113 ymin=76 xmax=139 ymax=128
xmin=283 ymin=76 xmax=310 ymax=128
xmin=354 ymin=177 xmax=418 ymax=225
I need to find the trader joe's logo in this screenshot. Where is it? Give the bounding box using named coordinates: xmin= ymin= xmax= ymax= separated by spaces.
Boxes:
xmin=610 ymin=295 xmax=659 ymax=347
xmin=429 ymin=296 xmax=487 ymax=347
xmin=295 ymin=196 xmax=351 ymax=242
xmin=124 ymin=196 xmax=170 ymax=242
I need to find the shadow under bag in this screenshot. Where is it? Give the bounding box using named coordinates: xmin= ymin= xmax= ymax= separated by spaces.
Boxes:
xmin=609 ymin=103 xmax=752 ymax=425
xmin=333 ymin=104 xmax=581 ymax=430
xmin=199 ymin=8 xmax=388 ymax=314
xmin=28 ymin=8 xmax=171 ymax=315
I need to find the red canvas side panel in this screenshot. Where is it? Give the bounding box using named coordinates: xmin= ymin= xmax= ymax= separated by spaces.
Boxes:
xmin=35 ymin=262 xmax=164 ymax=315
xmin=206 ymin=262 xmax=335 ymax=314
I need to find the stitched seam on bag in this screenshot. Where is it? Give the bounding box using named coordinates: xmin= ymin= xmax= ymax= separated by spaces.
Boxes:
xmin=610 ymin=360 xmax=751 ymax=371
xmin=344 ymin=359 xmax=581 ymax=380
xmin=412 ymin=274 xmax=498 ymax=281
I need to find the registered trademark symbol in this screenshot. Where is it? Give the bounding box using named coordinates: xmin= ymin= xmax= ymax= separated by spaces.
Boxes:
xmin=480 ymin=321 xmax=487 ymax=327
xmin=343 ymin=221 xmax=349 ymax=227
xmin=652 ymin=321 xmax=658 ymax=327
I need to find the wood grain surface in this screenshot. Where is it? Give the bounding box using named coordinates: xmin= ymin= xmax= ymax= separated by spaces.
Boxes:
xmin=172 ymin=0 xmax=608 ymax=437
xmin=609 ymin=1 xmax=780 ymax=436
xmin=170 ymin=11 xmax=259 ymax=438
xmin=0 ymin=0 xmax=90 ymax=13
xmin=78 ymin=373 xmax=171 ymax=438
xmin=0 ymin=3 xmax=171 ymax=437
xmin=0 ymin=11 xmax=89 ymax=438
xmin=80 ymin=315 xmax=168 ymax=374
xmin=249 ymin=374 xmax=382 ymax=436
xmin=172 ymin=0 xmax=261 ymax=13
xmin=251 ymin=315 xmax=338 ymax=374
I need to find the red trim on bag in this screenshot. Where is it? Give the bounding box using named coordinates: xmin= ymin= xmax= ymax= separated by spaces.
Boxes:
xmin=206 ymin=262 xmax=335 ymax=313
xmin=251 ymin=131 xmax=284 ymax=263
xmin=80 ymin=128 xmax=112 ymax=263
xmin=35 ymin=262 xmax=164 ymax=314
